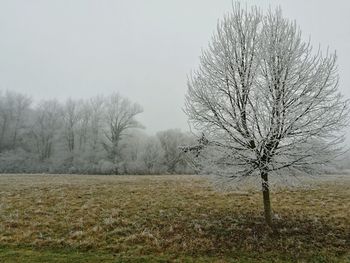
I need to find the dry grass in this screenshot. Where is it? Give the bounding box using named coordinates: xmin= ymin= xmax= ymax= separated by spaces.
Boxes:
xmin=0 ymin=174 xmax=349 ymax=262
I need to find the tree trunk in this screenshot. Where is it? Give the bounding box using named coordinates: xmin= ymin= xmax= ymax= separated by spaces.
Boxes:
xmin=261 ymin=170 xmax=272 ymax=226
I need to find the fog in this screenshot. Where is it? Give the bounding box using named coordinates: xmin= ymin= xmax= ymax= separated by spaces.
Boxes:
xmin=0 ymin=0 xmax=349 ymax=134
xmin=1 ymin=3 xmax=350 ymax=259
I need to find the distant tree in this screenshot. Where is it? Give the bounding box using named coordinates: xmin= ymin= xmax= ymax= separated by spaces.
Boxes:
xmin=87 ymin=96 xmax=104 ymax=154
xmin=184 ymin=5 xmax=349 ymax=226
xmin=141 ymin=136 xmax=164 ymax=174
xmin=9 ymin=92 xmax=31 ymax=148
xmin=0 ymin=91 xmax=31 ymax=151
xmin=103 ymin=93 xmax=143 ymax=173
xmin=30 ymin=100 xmax=62 ymax=161
xmin=0 ymin=92 xmax=14 ymax=151
xmin=119 ymin=131 xmax=148 ymax=174
xmin=62 ymin=99 xmax=80 ymax=153
xmin=73 ymin=101 xmax=90 ymax=153
xmin=157 ymin=129 xmax=193 ymax=174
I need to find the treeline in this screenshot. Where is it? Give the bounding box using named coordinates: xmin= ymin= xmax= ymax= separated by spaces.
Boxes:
xmin=0 ymin=91 xmax=195 ymax=174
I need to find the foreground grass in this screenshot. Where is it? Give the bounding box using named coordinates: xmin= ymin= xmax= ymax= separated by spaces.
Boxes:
xmin=0 ymin=174 xmax=349 ymax=262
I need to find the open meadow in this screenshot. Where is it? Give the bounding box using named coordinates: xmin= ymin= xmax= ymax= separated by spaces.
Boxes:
xmin=0 ymin=174 xmax=349 ymax=262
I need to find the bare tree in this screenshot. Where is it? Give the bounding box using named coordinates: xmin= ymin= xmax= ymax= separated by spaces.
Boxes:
xmin=103 ymin=93 xmax=143 ymax=173
xmin=88 ymin=96 xmax=104 ymax=154
xmin=0 ymin=91 xmax=31 ymax=150
xmin=31 ymin=100 xmax=62 ymax=161
xmin=141 ymin=136 xmax=164 ymax=174
xmin=157 ymin=129 xmax=193 ymax=174
xmin=184 ymin=5 xmax=349 ymax=226
xmin=0 ymin=92 xmax=14 ymax=151
xmin=10 ymin=93 xmax=31 ymax=148
xmin=62 ymin=99 xmax=80 ymax=154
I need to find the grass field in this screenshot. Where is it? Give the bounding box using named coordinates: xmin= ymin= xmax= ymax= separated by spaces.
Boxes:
xmin=0 ymin=174 xmax=349 ymax=262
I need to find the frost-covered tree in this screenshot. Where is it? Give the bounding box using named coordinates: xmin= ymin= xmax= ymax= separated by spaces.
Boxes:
xmin=87 ymin=96 xmax=104 ymax=154
xmin=184 ymin=5 xmax=349 ymax=226
xmin=118 ymin=130 xmax=148 ymax=174
xmin=30 ymin=100 xmax=62 ymax=161
xmin=0 ymin=92 xmax=159 ymax=174
xmin=141 ymin=136 xmax=164 ymax=174
xmin=62 ymin=99 xmax=79 ymax=153
xmin=0 ymin=91 xmax=31 ymax=151
xmin=103 ymin=93 xmax=143 ymax=174
xmin=0 ymin=92 xmax=15 ymax=151
xmin=157 ymin=129 xmax=194 ymax=174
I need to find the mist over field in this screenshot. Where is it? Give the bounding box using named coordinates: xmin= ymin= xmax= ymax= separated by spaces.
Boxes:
xmin=0 ymin=1 xmax=350 ymax=262
xmin=1 ymin=0 xmax=350 ymax=135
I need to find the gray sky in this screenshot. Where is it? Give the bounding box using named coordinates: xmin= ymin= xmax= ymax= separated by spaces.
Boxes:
xmin=0 ymin=0 xmax=349 ymax=134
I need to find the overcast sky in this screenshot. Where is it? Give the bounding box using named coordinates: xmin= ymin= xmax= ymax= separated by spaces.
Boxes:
xmin=0 ymin=0 xmax=349 ymax=134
